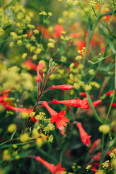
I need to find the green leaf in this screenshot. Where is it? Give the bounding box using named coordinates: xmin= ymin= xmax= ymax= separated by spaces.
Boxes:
xmin=99 ymin=28 xmax=115 ymax=54
xmin=108 ymin=137 xmax=116 ymax=150
xmin=86 ymin=92 xmax=103 ymax=123
xmin=99 ymin=10 xmax=116 ymax=19
xmin=3 ymin=24 xmax=12 ymax=30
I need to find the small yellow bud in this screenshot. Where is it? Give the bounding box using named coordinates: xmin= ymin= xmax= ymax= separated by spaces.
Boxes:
xmin=3 ymin=150 xmax=11 ymax=161
xmin=70 ymin=89 xmax=74 ymax=95
xmin=36 ymin=138 xmax=43 ymax=147
xmin=22 ymin=53 xmax=27 ymax=59
xmin=98 ymin=124 xmax=110 ymax=134
xmin=47 ymin=42 xmax=55 ymax=48
xmin=88 ymin=69 xmax=94 ymax=75
xmin=9 ymin=42 xmax=14 ymax=47
xmin=15 ymin=155 xmax=20 ymax=160
xmin=32 ymin=128 xmax=39 ymax=138
xmin=33 ymin=30 xmax=39 ymax=34
xmin=25 ymin=16 xmax=31 ymax=22
xmin=8 ymin=124 xmax=17 ymax=133
xmin=61 ymin=56 xmax=67 ymax=62
xmin=48 ymin=12 xmax=52 ymax=16
xmin=84 ymin=84 xmax=92 ymax=91
xmin=20 ymin=133 xmax=30 ymax=143
xmin=13 ymin=144 xmax=18 ymax=149
xmin=0 ymin=28 xmax=4 ymax=36
xmin=69 ymin=74 xmax=74 ymax=80
xmin=78 ymin=64 xmax=84 ymax=70
xmin=58 ymin=18 xmax=64 ymax=24
xmin=48 ymin=134 xmax=54 ymax=142
xmin=25 ymin=43 xmax=31 ymax=49
xmin=17 ymin=40 xmax=22 ymax=46
xmin=74 ymin=83 xmax=80 ymax=89
xmin=39 ymin=11 xmax=47 ymax=16
xmin=86 ymin=165 xmax=92 ymax=171
xmin=32 ymin=54 xmax=37 ymax=60
xmin=35 ymin=48 xmax=42 ymax=54
xmin=75 ymin=56 xmax=82 ymax=61
xmin=70 ymin=63 xmax=74 ymax=68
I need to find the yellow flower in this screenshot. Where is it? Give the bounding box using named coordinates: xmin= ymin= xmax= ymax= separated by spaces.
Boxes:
xmin=20 ymin=133 xmax=30 ymax=143
xmin=84 ymin=84 xmax=92 ymax=91
xmin=3 ymin=150 xmax=11 ymax=161
xmin=99 ymin=124 xmax=110 ymax=134
xmin=88 ymin=69 xmax=95 ymax=75
xmin=36 ymin=138 xmax=43 ymax=147
xmin=8 ymin=124 xmax=17 ymax=133
xmin=32 ymin=128 xmax=39 ymax=138
xmin=22 ymin=53 xmax=27 ymax=59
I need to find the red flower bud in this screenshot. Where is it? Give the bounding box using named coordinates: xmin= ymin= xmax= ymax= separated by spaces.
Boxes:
xmin=35 ymin=156 xmax=65 ymax=174
xmin=52 ymin=85 xmax=74 ymax=90
xmin=92 ymin=152 xmax=101 ymax=161
xmin=36 ymin=63 xmax=44 ymax=82
xmin=106 ymin=90 xmax=114 ymax=96
xmin=76 ymin=122 xmax=91 ymax=146
xmin=23 ymin=59 xmax=37 ymax=70
xmin=53 ymin=98 xmax=101 ymax=109
xmin=89 ymin=139 xmax=101 ymax=154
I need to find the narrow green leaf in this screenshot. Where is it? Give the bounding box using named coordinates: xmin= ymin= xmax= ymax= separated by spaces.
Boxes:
xmin=86 ymin=92 xmax=103 ymax=123
xmin=99 ymin=10 xmax=116 ymax=19
xmin=99 ymin=28 xmax=115 ymax=53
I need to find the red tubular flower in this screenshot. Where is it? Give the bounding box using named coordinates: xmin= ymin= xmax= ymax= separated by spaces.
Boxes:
xmin=31 ymin=117 xmax=37 ymax=123
xmin=23 ymin=59 xmax=37 ymax=70
xmin=52 ymin=85 xmax=74 ymax=90
xmin=53 ymin=24 xmax=64 ymax=38
xmin=53 ymin=98 xmax=82 ymax=107
xmin=109 ymin=103 xmax=116 ymax=107
xmin=93 ymin=162 xmax=100 ymax=167
xmin=4 ymin=105 xmax=33 ymax=114
xmin=71 ymin=32 xmax=80 ymax=38
xmin=74 ymin=40 xmax=86 ymax=51
xmin=0 ymin=94 xmax=13 ymax=107
xmin=42 ymin=101 xmax=69 ymax=135
xmin=36 ymin=63 xmax=44 ymax=82
xmin=79 ymin=92 xmax=93 ymax=98
xmin=89 ymin=139 xmax=101 ymax=154
xmin=106 ymin=90 xmax=114 ymax=96
xmin=92 ymin=152 xmax=101 ymax=161
xmin=0 ymin=89 xmax=11 ymax=95
xmin=35 ymin=156 xmax=65 ymax=174
xmin=37 ymin=25 xmax=51 ymax=39
xmin=53 ymin=98 xmax=101 ymax=109
xmin=92 ymin=100 xmax=102 ymax=108
xmin=91 ymin=167 xmax=97 ymax=173
xmin=1 ymin=100 xmax=37 ymax=123
xmin=79 ymin=92 xmax=87 ymax=97
xmin=76 ymin=122 xmax=91 ymax=146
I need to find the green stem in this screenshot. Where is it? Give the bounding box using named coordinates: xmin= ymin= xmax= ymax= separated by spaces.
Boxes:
xmin=105 ymin=90 xmax=115 ymax=123
xmin=99 ymin=133 xmax=105 ymax=169
xmin=115 ymin=53 xmax=116 ymax=90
